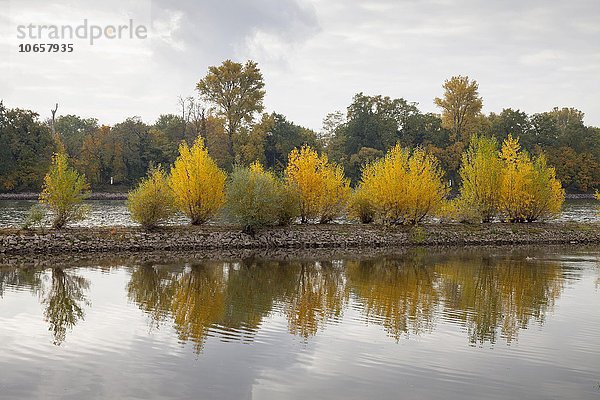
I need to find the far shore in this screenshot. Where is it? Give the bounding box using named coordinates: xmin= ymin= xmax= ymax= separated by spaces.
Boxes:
xmin=0 ymin=192 xmax=596 ymax=201
xmin=1 ymin=222 xmax=599 ymax=256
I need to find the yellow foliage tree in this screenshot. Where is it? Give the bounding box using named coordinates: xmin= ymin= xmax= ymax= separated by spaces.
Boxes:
xmin=169 ymin=137 xmax=226 ymax=224
xmin=356 ymin=145 xmax=448 ymax=224
xmin=458 ymin=135 xmax=503 ymax=222
xmin=499 ymin=135 xmax=533 ymax=222
xmin=40 ymin=152 xmax=90 ymax=229
xmin=285 ymin=146 xmax=350 ymax=223
xmin=525 ymin=154 xmax=565 ymax=221
xmin=127 ymin=166 xmax=176 ymax=229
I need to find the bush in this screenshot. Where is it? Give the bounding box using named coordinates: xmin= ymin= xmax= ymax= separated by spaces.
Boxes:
xmin=525 ymin=154 xmax=565 ymax=221
xmin=40 ymin=152 xmax=90 ymax=229
xmin=169 ymin=136 xmax=226 ymax=224
xmin=348 ymin=189 xmax=374 ymax=224
xmin=127 ymin=166 xmax=176 ymax=229
xmin=21 ymin=204 xmax=47 ymax=230
xmin=356 ymin=145 xmax=448 ymax=224
xmin=285 ymin=145 xmax=350 ymax=223
xmin=226 ymin=162 xmax=299 ymax=233
xmin=458 ymin=135 xmax=502 ymax=222
xmin=499 ymin=135 xmax=564 ymax=222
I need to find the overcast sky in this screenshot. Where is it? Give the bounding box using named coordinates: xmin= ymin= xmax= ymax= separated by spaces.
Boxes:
xmin=1 ymin=0 xmax=599 ymax=130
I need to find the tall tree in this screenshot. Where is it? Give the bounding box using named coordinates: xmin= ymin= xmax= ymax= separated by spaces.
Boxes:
xmin=196 ymin=60 xmax=265 ymax=161
xmin=434 ymin=75 xmax=483 ymax=142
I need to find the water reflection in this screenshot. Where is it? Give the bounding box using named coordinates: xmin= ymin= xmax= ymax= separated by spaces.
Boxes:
xmin=42 ymin=268 xmax=90 ymax=345
xmin=347 ymin=254 xmax=439 ymax=339
xmin=0 ymin=249 xmax=584 ymax=350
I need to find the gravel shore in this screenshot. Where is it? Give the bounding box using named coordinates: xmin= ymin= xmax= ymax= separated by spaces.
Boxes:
xmin=1 ymin=223 xmax=598 ymax=255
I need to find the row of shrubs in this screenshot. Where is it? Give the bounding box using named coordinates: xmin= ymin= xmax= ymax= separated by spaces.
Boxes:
xmin=32 ymin=134 xmax=573 ymax=231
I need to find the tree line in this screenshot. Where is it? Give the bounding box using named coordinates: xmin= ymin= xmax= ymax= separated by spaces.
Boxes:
xmin=1 ymin=59 xmax=599 ymax=195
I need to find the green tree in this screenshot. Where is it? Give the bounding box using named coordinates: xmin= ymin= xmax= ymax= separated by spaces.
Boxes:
xmin=0 ymin=102 xmax=55 ymax=191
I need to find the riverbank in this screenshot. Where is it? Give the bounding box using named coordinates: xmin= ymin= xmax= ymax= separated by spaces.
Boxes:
xmin=1 ymin=223 xmax=599 ymax=255
xmin=0 ymin=192 xmax=595 ymax=201
xmin=0 ymin=192 xmax=128 ymax=200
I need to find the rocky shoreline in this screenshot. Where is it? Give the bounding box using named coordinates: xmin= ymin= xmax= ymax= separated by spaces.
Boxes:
xmin=0 ymin=223 xmax=599 ymax=255
xmin=0 ymin=192 xmax=128 ymax=200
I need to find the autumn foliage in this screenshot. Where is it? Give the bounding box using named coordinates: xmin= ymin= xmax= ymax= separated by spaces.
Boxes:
xmin=40 ymin=152 xmax=90 ymax=229
xmin=127 ymin=166 xmax=175 ymax=229
xmin=226 ymin=162 xmax=299 ymax=232
xmin=285 ymin=145 xmax=350 ymax=223
xmin=354 ymin=145 xmax=448 ymax=224
xmin=169 ymin=137 xmax=226 ymax=224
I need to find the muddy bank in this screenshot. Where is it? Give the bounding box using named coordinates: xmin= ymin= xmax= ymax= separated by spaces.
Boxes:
xmin=0 ymin=223 xmax=599 ymax=255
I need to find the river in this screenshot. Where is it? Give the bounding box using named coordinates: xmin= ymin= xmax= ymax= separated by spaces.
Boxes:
xmin=0 ymin=198 xmax=598 ymax=228
xmin=0 ymin=247 xmax=599 ymax=399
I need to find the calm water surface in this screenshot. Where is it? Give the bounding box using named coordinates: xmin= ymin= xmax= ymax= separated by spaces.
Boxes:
xmin=0 ymin=198 xmax=598 ymax=227
xmin=0 ymin=247 xmax=599 ymax=399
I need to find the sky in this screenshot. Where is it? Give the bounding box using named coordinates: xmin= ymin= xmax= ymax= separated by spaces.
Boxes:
xmin=1 ymin=0 xmax=599 ymax=130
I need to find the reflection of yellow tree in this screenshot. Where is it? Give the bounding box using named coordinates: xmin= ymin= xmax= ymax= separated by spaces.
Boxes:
xmin=43 ymin=268 xmax=90 ymax=345
xmin=347 ymin=256 xmax=438 ymax=340
xmin=436 ymin=256 xmax=564 ymax=344
xmin=284 ymin=261 xmax=349 ymax=339
xmin=128 ymin=263 xmax=227 ymax=354
xmin=170 ymin=265 xmax=226 ymax=353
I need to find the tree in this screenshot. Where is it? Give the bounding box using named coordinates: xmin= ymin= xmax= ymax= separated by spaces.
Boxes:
xmin=498 ymin=135 xmax=534 ymax=222
xmin=127 ymin=165 xmax=176 ymax=229
xmin=0 ymin=103 xmax=55 ymax=191
xmin=434 ymin=76 xmax=483 ymax=142
xmin=53 ymin=114 xmax=99 ymax=159
xmin=458 ymin=135 xmax=503 ymax=222
xmin=40 ymin=152 xmax=90 ymax=229
xmin=525 ymin=154 xmax=565 ymax=221
xmin=285 ymin=145 xmax=350 ymax=223
xmin=196 ymin=60 xmax=265 ymax=160
xmin=355 ymin=145 xmax=448 ymax=224
xmin=169 ymin=136 xmax=226 ymax=224
xmin=225 ymin=162 xmax=299 ymax=233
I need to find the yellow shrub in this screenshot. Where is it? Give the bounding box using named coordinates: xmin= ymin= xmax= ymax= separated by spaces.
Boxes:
xmin=357 ymin=145 xmax=448 ymax=224
xmin=525 ymin=154 xmax=565 ymax=221
xmin=169 ymin=137 xmax=226 ymax=224
xmin=285 ymin=146 xmax=350 ymax=223
xmin=127 ymin=166 xmax=176 ymax=229
xmin=499 ymin=135 xmax=534 ymax=222
xmin=40 ymin=152 xmax=90 ymax=229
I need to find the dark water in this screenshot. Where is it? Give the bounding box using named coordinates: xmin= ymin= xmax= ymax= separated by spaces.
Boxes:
xmin=1 ymin=247 xmax=599 ymax=400
xmin=0 ymin=198 xmax=598 ymax=227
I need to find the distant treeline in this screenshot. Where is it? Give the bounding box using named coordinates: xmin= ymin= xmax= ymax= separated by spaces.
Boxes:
xmin=1 ymin=60 xmax=599 ymax=193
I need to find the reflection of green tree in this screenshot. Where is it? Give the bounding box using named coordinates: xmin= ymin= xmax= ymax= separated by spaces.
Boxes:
xmin=43 ymin=268 xmax=90 ymax=345
xmin=0 ymin=267 xmax=42 ymax=297
xmin=127 ymin=265 xmax=176 ymax=328
xmin=347 ymin=256 xmax=438 ymax=340
xmin=436 ymin=256 xmax=564 ymax=344
xmin=284 ymin=261 xmax=349 ymax=339
xmin=220 ymin=259 xmax=296 ymax=333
